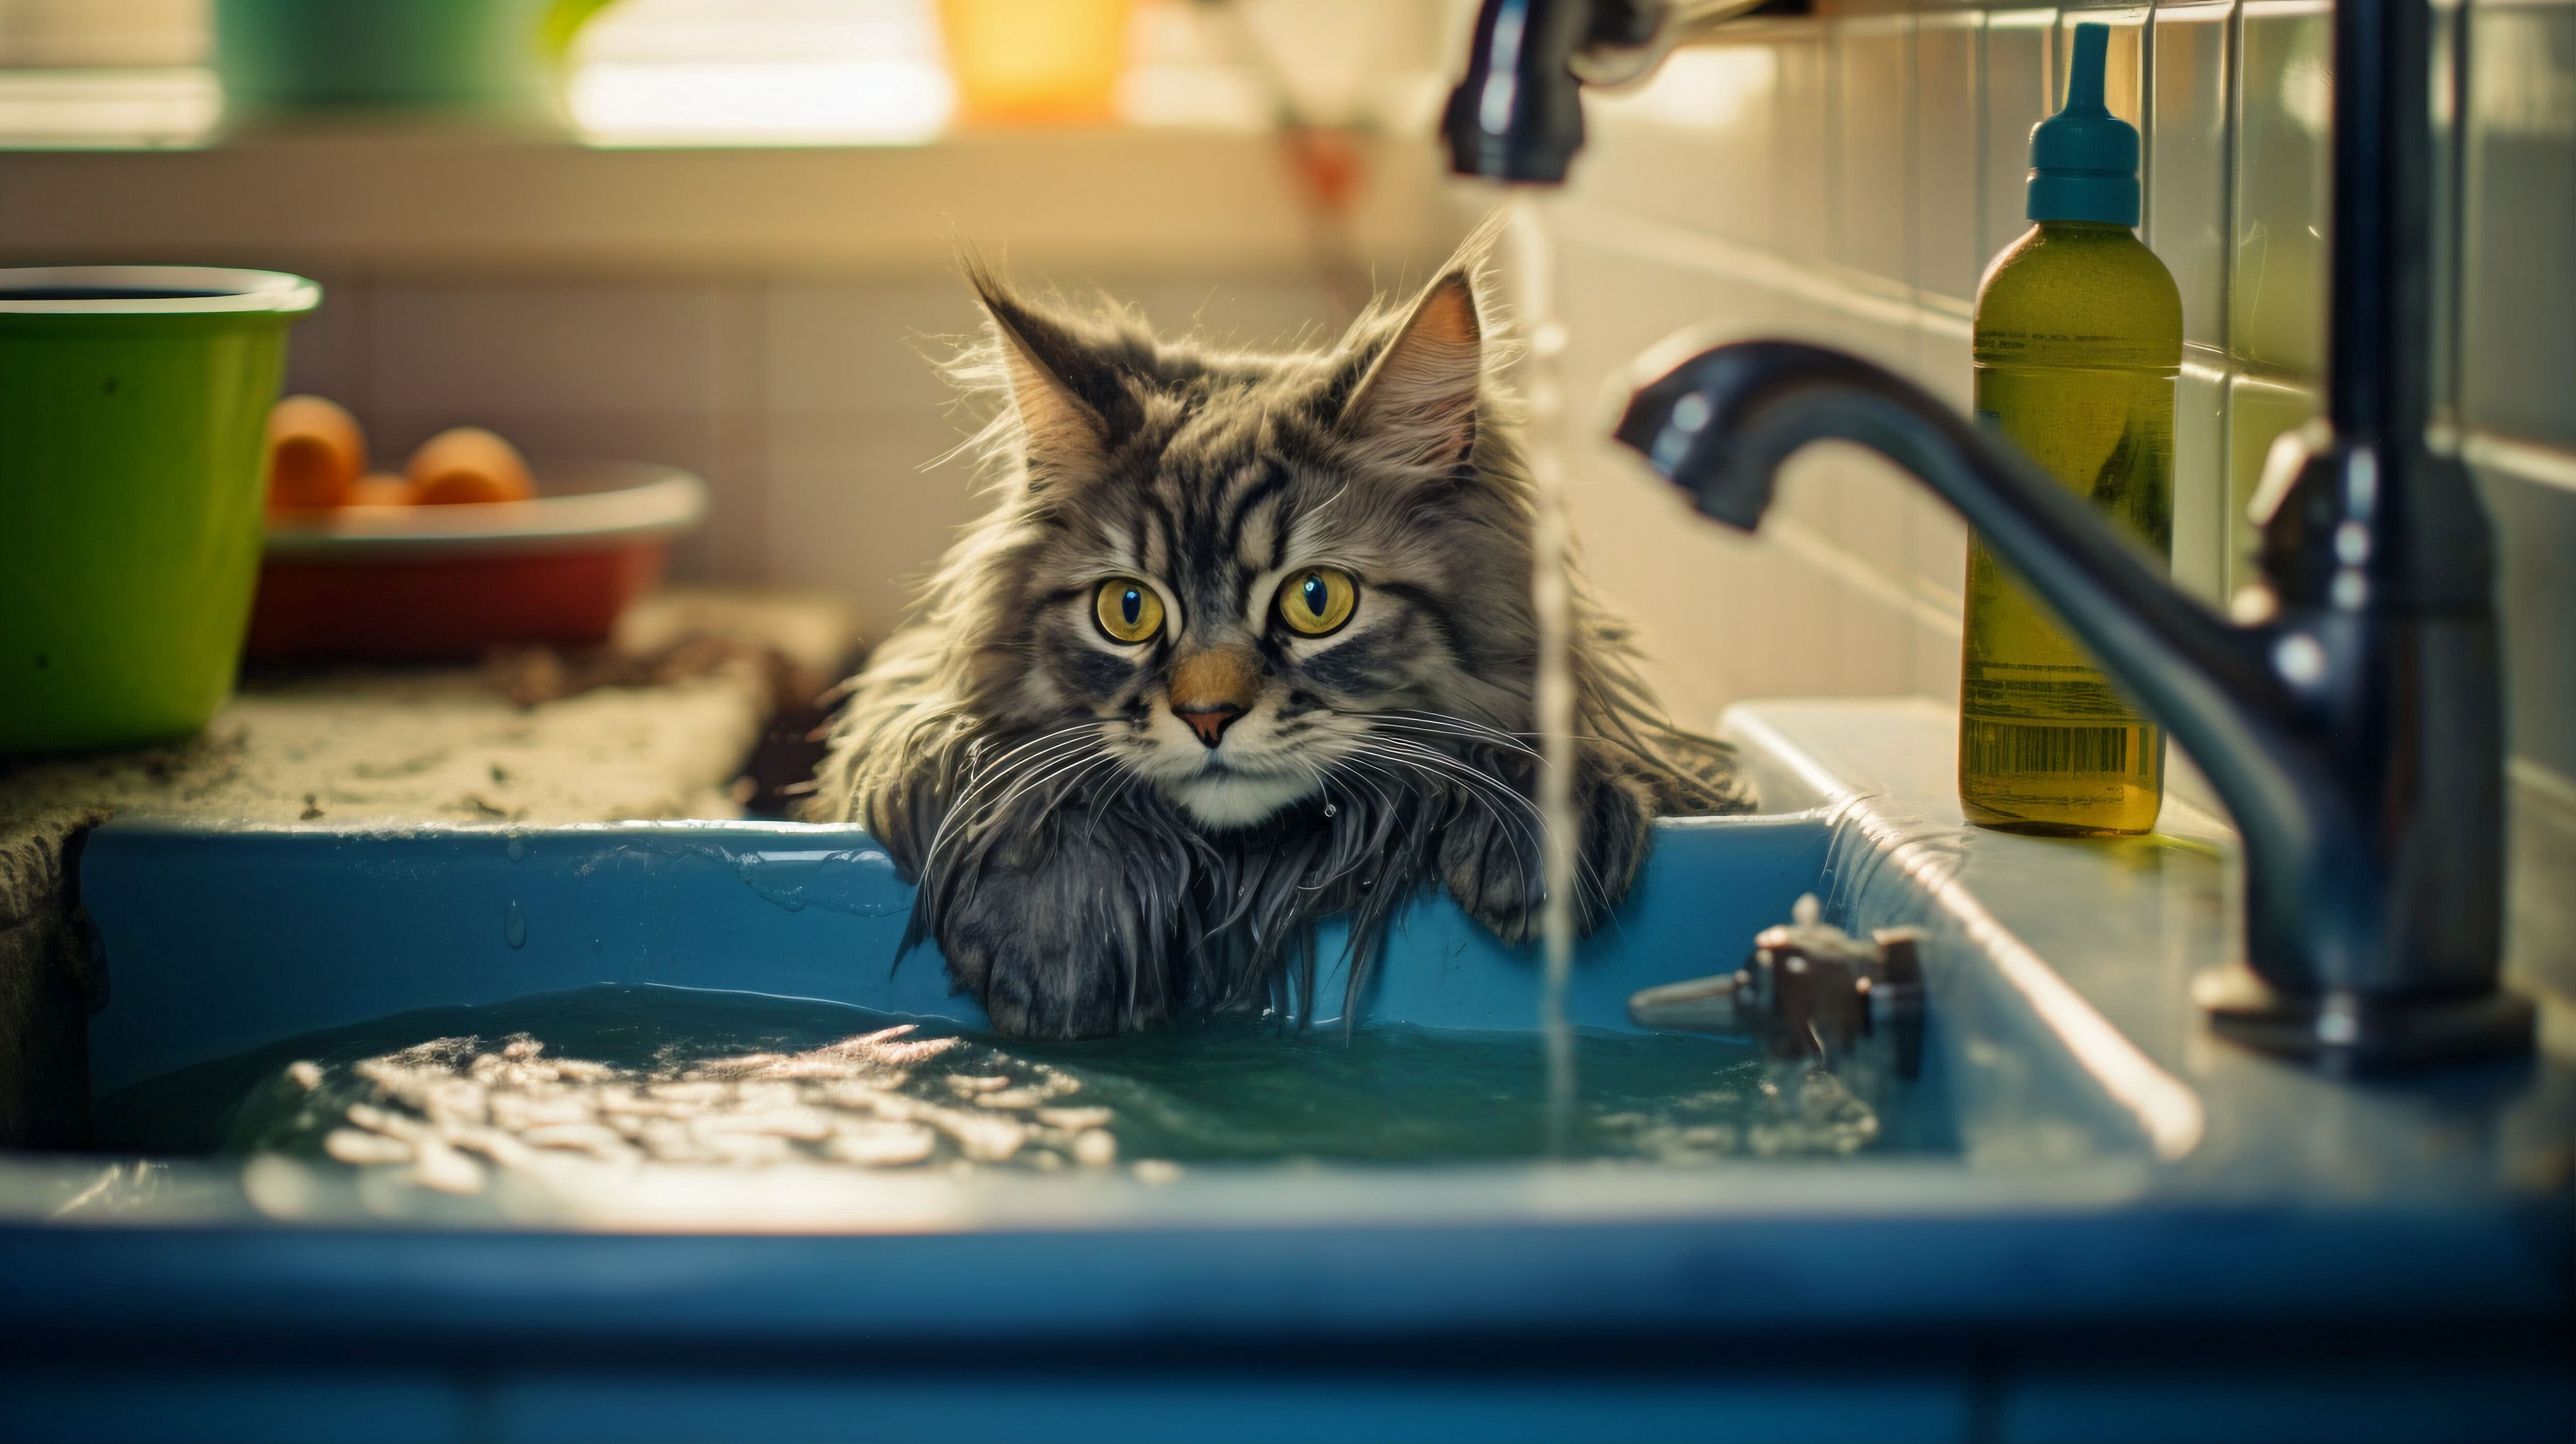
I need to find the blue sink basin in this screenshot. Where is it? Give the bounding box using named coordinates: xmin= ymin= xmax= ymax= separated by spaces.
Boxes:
xmin=75 ymin=804 xmax=1840 ymax=1104
xmin=4 ymin=700 xmax=2568 ymax=1443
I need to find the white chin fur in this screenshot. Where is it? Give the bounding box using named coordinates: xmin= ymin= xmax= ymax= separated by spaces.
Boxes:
xmin=1165 ymin=768 xmax=1318 ymax=829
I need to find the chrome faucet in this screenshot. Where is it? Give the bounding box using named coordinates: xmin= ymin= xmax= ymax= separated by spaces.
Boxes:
xmin=1451 ymin=0 xmax=2532 ymax=1068
xmin=1442 ymin=0 xmax=1785 ymax=183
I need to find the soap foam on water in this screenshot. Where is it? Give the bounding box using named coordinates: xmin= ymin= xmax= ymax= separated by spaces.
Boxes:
xmin=297 ymin=1026 xmax=1098 ymax=1195
xmin=97 ymin=985 xmax=1892 ymax=1198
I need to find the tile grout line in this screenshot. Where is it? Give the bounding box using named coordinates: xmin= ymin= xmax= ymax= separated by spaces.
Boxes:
xmin=2510 ymin=755 xmax=2576 ymax=812
xmin=1769 ymin=514 xmax=1969 ymax=640
xmin=2456 ymin=428 xmax=2576 ymax=497
xmin=1553 ymin=197 xmax=1975 ymax=345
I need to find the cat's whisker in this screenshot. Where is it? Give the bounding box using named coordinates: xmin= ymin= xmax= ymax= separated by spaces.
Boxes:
xmin=1029 ymin=753 xmax=1124 ymax=832
xmin=978 ymin=741 xmax=1115 ymax=824
xmin=1327 ymin=752 xmax=1428 ymax=835
xmin=921 ymin=743 xmax=1116 ymax=902
xmin=922 ymin=735 xmax=1096 ymax=858
xmin=1354 ymin=737 xmax=1534 ymax=813
xmin=952 ymin=729 xmax=1101 ymax=805
xmin=920 ymin=724 xmax=1098 ymax=850
xmin=1334 ymin=752 xmax=1429 ymax=815
xmin=1364 ymin=721 xmax=1536 ymax=761
xmin=1346 ymin=741 xmax=1547 ymax=909
xmin=1297 ymin=481 xmax=1351 ymax=527
xmin=1349 ymin=736 xmax=1622 ymax=924
xmin=1374 ymin=710 xmax=1544 ymax=758
xmin=1381 ymin=705 xmax=1538 ymax=736
xmin=1332 ymin=759 xmax=1425 ymax=857
xmin=1293 ymin=763 xmax=1384 ymax=895
xmin=955 ymin=725 xmax=1103 ymax=797
xmin=1402 ymin=704 xmax=1718 ymax=901
xmin=1369 ymin=717 xmax=1536 ymax=748
xmin=916 ymin=729 xmax=1105 ymax=894
xmin=1328 ymin=758 xmax=1405 ymax=821
xmin=1082 ymin=759 xmax=1150 ymax=849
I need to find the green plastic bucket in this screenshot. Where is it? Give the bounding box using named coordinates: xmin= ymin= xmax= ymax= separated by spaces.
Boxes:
xmin=214 ymin=0 xmax=553 ymax=114
xmin=0 ymin=267 xmax=320 ymax=755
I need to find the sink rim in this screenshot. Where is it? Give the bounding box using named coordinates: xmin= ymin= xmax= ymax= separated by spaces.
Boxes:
xmin=9 ymin=698 xmax=2568 ymax=1339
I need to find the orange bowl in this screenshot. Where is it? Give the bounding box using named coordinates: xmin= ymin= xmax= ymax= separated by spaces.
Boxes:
xmin=247 ymin=461 xmax=707 ymax=661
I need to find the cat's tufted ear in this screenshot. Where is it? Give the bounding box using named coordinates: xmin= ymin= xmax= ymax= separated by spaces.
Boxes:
xmin=1335 ymin=270 xmax=1483 ymax=478
xmin=967 ymin=264 xmax=1115 ymax=484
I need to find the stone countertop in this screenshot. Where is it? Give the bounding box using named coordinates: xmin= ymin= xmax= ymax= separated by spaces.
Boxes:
xmin=0 ymin=587 xmax=859 ymax=1146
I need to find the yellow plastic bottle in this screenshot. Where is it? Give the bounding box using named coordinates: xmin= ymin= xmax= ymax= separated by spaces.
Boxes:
xmin=1961 ymin=23 xmax=2182 ymax=836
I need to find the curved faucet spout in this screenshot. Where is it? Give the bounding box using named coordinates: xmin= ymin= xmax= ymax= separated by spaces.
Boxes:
xmin=1615 ymin=337 xmax=2528 ymax=1069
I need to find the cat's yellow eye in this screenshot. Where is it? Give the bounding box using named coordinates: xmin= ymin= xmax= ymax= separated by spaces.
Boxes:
xmin=1093 ymin=578 xmax=1166 ymax=644
xmin=1275 ymin=567 xmax=1358 ymax=636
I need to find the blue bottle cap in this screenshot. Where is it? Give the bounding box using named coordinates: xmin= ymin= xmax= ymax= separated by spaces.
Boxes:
xmin=2026 ymin=23 xmax=2139 ymax=227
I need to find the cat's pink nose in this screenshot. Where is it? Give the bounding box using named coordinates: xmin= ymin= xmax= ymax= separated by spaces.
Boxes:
xmin=1173 ymin=703 xmax=1242 ymax=748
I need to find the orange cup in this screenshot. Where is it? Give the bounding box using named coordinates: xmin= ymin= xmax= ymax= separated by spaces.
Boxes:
xmin=939 ymin=0 xmax=1133 ymax=125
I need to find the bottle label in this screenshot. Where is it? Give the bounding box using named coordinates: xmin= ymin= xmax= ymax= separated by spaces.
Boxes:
xmin=1963 ymin=366 xmax=2172 ymax=827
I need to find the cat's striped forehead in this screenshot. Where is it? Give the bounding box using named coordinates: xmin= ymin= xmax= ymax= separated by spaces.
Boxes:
xmin=963 ymin=261 xmax=1530 ymax=703
xmin=1113 ymin=423 xmax=1323 ymax=587
xmin=1020 ymin=363 xmax=1354 ymax=613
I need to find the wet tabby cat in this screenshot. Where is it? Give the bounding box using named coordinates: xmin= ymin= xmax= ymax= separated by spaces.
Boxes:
xmin=811 ymin=239 xmax=1751 ymax=1037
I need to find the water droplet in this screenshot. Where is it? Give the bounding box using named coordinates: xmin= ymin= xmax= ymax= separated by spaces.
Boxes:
xmin=506 ymin=836 xmax=525 ymax=862
xmin=503 ymin=900 xmax=527 ymax=949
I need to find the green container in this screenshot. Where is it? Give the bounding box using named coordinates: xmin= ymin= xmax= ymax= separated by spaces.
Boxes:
xmin=214 ymin=0 xmax=552 ymax=114
xmin=1957 ymin=23 xmax=2181 ymax=837
xmin=1 ymin=267 xmax=320 ymax=755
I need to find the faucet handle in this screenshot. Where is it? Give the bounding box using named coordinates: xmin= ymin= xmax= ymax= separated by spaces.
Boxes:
xmin=1628 ymin=894 xmax=1926 ymax=1077
xmin=1444 ymin=0 xmax=1594 ymax=183
xmin=1445 ymin=0 xmax=1783 ymax=182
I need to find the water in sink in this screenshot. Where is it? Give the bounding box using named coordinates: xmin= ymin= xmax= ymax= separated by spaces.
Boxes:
xmin=93 ymin=984 xmax=1903 ymax=1191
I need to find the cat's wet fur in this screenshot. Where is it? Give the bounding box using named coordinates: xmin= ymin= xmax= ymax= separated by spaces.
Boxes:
xmin=810 ymin=232 xmax=1752 ymax=1038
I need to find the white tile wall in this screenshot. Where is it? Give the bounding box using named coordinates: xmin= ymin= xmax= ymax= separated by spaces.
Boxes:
xmin=1777 ymin=31 xmax=1835 ymax=264
xmin=760 ymin=283 xmax=978 ymax=415
xmin=1914 ymin=13 xmax=1988 ymax=307
xmin=1834 ymin=17 xmax=1918 ymax=287
xmin=2221 ymin=371 xmax=2317 ymax=590
xmin=2148 ymin=2 xmax=2233 ymax=347
xmin=2463 ymin=0 xmax=2576 ymax=451
xmin=762 ymin=409 xmax=979 ymax=622
xmin=2172 ymin=363 xmax=2230 ymax=602
xmin=1981 ymin=11 xmax=2059 ymax=262
xmin=366 ymin=283 xmax=735 ymax=419
xmin=1533 ymin=0 xmax=2576 ymax=1005
xmin=281 ymin=268 xmax=1342 ymax=638
xmin=2231 ymin=1 xmax=2333 ymax=377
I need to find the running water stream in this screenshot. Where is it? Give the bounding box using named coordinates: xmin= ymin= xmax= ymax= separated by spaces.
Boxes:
xmin=1504 ymin=196 xmax=1582 ymax=1152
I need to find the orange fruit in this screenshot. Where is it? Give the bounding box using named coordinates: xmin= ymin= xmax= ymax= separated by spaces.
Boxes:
xmin=408 ymin=427 xmax=535 ymax=506
xmin=348 ymin=473 xmax=417 ymax=506
xmin=265 ymin=395 xmax=366 ymax=511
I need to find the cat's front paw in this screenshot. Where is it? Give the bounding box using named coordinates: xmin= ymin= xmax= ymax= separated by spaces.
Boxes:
xmin=1438 ymin=794 xmax=1545 ymax=945
xmin=930 ymin=809 xmax=1184 ymax=1039
xmin=1439 ymin=748 xmax=1655 ymax=944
